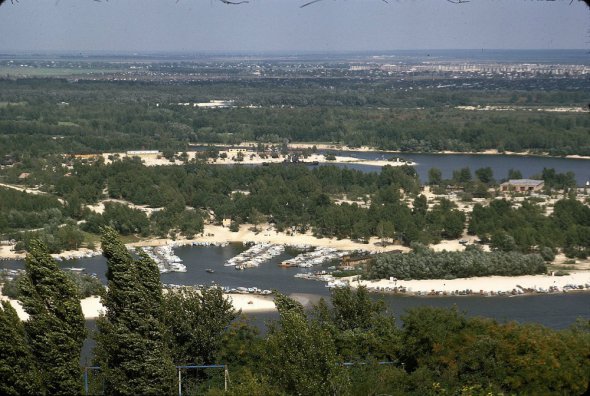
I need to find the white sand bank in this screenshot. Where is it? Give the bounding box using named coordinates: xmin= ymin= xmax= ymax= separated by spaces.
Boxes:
xmin=129 ymin=223 xmax=409 ymax=254
xmin=353 ymin=271 xmax=590 ymax=296
xmin=1 ymin=293 xmax=277 ymax=322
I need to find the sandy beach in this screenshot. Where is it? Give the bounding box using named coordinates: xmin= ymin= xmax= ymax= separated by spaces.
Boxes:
xmin=1 ymin=292 xmax=277 ymax=322
xmin=206 ymin=151 xmax=413 ymax=167
xmin=128 ymin=223 xmax=409 ymax=254
xmin=351 ymin=271 xmax=590 ymax=296
xmin=98 ymin=150 xmax=414 ymax=168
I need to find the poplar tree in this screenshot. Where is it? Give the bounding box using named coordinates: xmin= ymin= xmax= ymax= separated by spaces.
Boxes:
xmin=95 ymin=227 xmax=175 ymax=395
xmin=0 ymin=301 xmax=43 ymax=396
xmin=18 ymin=240 xmax=86 ymax=395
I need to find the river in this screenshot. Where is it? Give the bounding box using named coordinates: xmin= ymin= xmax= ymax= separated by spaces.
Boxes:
xmin=191 ymin=146 xmax=590 ymax=185
xmin=2 ymin=244 xmax=588 ymax=330
xmin=323 ymin=151 xmax=590 ymax=186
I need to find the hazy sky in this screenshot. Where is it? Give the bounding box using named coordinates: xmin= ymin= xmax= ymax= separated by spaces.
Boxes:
xmin=0 ymin=0 xmax=588 ymax=52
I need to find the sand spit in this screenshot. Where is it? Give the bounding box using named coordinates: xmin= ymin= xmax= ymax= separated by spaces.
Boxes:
xmin=351 ymin=271 xmax=590 ymax=297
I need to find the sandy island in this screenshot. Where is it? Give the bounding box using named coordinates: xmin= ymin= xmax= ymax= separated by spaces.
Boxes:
xmin=97 ymin=150 xmax=415 ymax=168
xmin=349 ymin=271 xmax=590 ymax=296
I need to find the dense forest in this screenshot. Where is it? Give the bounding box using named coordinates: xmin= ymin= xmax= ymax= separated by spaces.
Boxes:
xmin=2 ymin=159 xmax=466 ymax=246
xmin=1 ymin=230 xmax=588 ymax=395
xmin=1 ymin=77 xmax=589 ymax=158
xmin=1 ymin=157 xmax=588 ymax=258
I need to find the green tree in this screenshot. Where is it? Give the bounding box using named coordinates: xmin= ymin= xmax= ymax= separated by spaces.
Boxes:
xmin=249 ymin=208 xmax=265 ymax=232
xmin=265 ymin=293 xmax=349 ymax=395
xmin=507 ymin=168 xmax=523 ymax=180
xmin=376 ymin=220 xmax=395 ymax=245
xmin=163 ymin=287 xmax=237 ymax=365
xmin=428 ymin=167 xmax=442 ymax=186
xmin=491 ymin=231 xmax=517 ymax=252
xmin=475 ymin=167 xmax=494 ymax=184
xmin=18 ymin=240 xmax=86 ymax=396
xmin=94 ymin=227 xmax=175 ymax=396
xmin=453 ymin=167 xmax=472 ymax=184
xmin=0 ymin=301 xmax=43 ymax=396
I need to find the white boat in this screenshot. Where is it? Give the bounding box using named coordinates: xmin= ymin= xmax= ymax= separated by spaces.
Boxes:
xmin=65 ymin=267 xmax=85 ymax=272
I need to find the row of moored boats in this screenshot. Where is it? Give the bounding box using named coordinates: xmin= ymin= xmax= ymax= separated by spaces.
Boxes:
xmin=140 ymin=245 xmax=187 ymax=273
xmin=225 ymin=243 xmax=285 ymax=270
xmin=280 ymin=248 xmax=348 ymax=268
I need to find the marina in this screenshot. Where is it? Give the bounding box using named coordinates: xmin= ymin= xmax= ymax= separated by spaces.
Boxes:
xmin=1 ymin=243 xmax=589 ymax=329
xmin=139 ymin=245 xmax=187 ymax=273
xmin=224 ymin=242 xmax=285 ymax=270
xmin=280 ymin=247 xmax=349 ymax=268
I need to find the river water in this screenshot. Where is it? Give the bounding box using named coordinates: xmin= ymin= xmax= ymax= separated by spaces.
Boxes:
xmin=192 ymin=146 xmax=590 ymax=185
xmin=324 ymin=151 xmax=590 ymax=186
xmin=2 ymin=244 xmax=588 ymax=330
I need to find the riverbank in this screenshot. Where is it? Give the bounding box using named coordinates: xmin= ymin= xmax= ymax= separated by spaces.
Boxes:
xmin=128 ymin=223 xmax=409 ymax=254
xmin=99 ymin=150 xmax=414 ymax=168
xmin=207 ymin=152 xmax=413 ymax=167
xmin=276 ymin=143 xmax=590 ymax=161
xmin=350 ymin=271 xmax=590 ymax=297
xmin=1 ymin=292 xmax=277 ymax=322
xmin=0 ymin=246 xmax=101 ymax=261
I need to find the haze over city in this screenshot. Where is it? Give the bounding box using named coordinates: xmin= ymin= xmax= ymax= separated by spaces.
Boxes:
xmin=0 ymin=0 xmax=588 ymax=52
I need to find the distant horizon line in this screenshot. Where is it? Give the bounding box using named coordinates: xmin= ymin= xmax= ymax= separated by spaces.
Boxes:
xmin=0 ymin=48 xmax=587 ymax=55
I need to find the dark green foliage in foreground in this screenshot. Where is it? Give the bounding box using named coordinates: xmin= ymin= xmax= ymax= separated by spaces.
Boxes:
xmin=0 ymin=301 xmax=43 ymax=396
xmin=214 ymin=288 xmax=590 ymax=395
xmin=399 ymin=307 xmax=590 ymax=395
xmin=367 ymin=248 xmax=547 ymax=280
xmin=18 ymin=240 xmax=86 ymax=396
xmin=312 ymin=287 xmax=399 ymax=362
xmin=94 ymin=227 xmax=175 ymax=396
xmin=163 ymin=287 xmax=237 ymax=366
xmin=263 ymin=293 xmax=349 ymax=395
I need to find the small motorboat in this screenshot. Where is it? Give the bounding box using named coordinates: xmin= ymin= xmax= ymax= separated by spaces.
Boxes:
xmin=206 ymin=269 xmax=215 ymax=274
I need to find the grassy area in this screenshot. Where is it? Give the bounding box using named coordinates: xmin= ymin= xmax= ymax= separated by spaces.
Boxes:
xmin=82 ymin=231 xmax=140 ymax=247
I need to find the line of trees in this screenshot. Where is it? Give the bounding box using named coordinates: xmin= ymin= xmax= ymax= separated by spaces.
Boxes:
xmin=367 ymin=246 xmax=547 ymax=280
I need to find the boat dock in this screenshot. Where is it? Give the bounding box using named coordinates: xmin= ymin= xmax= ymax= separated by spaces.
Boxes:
xmin=279 ymin=247 xmax=348 ymax=268
xmin=140 ymin=245 xmax=187 ymax=273
xmin=225 ymin=243 xmax=285 ymax=270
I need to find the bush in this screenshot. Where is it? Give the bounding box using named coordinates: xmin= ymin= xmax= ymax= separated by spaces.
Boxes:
xmin=1 ymin=273 xmax=22 ymax=298
xmin=229 ymin=221 xmax=240 ymax=232
xmin=539 ymin=246 xmax=556 ymax=262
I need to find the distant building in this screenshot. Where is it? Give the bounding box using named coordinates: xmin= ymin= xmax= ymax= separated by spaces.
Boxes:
xmin=500 ymin=179 xmax=544 ymax=193
xmin=18 ymin=172 xmax=30 ymax=180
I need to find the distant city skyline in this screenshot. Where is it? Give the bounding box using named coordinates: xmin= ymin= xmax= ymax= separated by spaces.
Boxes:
xmin=0 ymin=0 xmax=588 ymax=52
